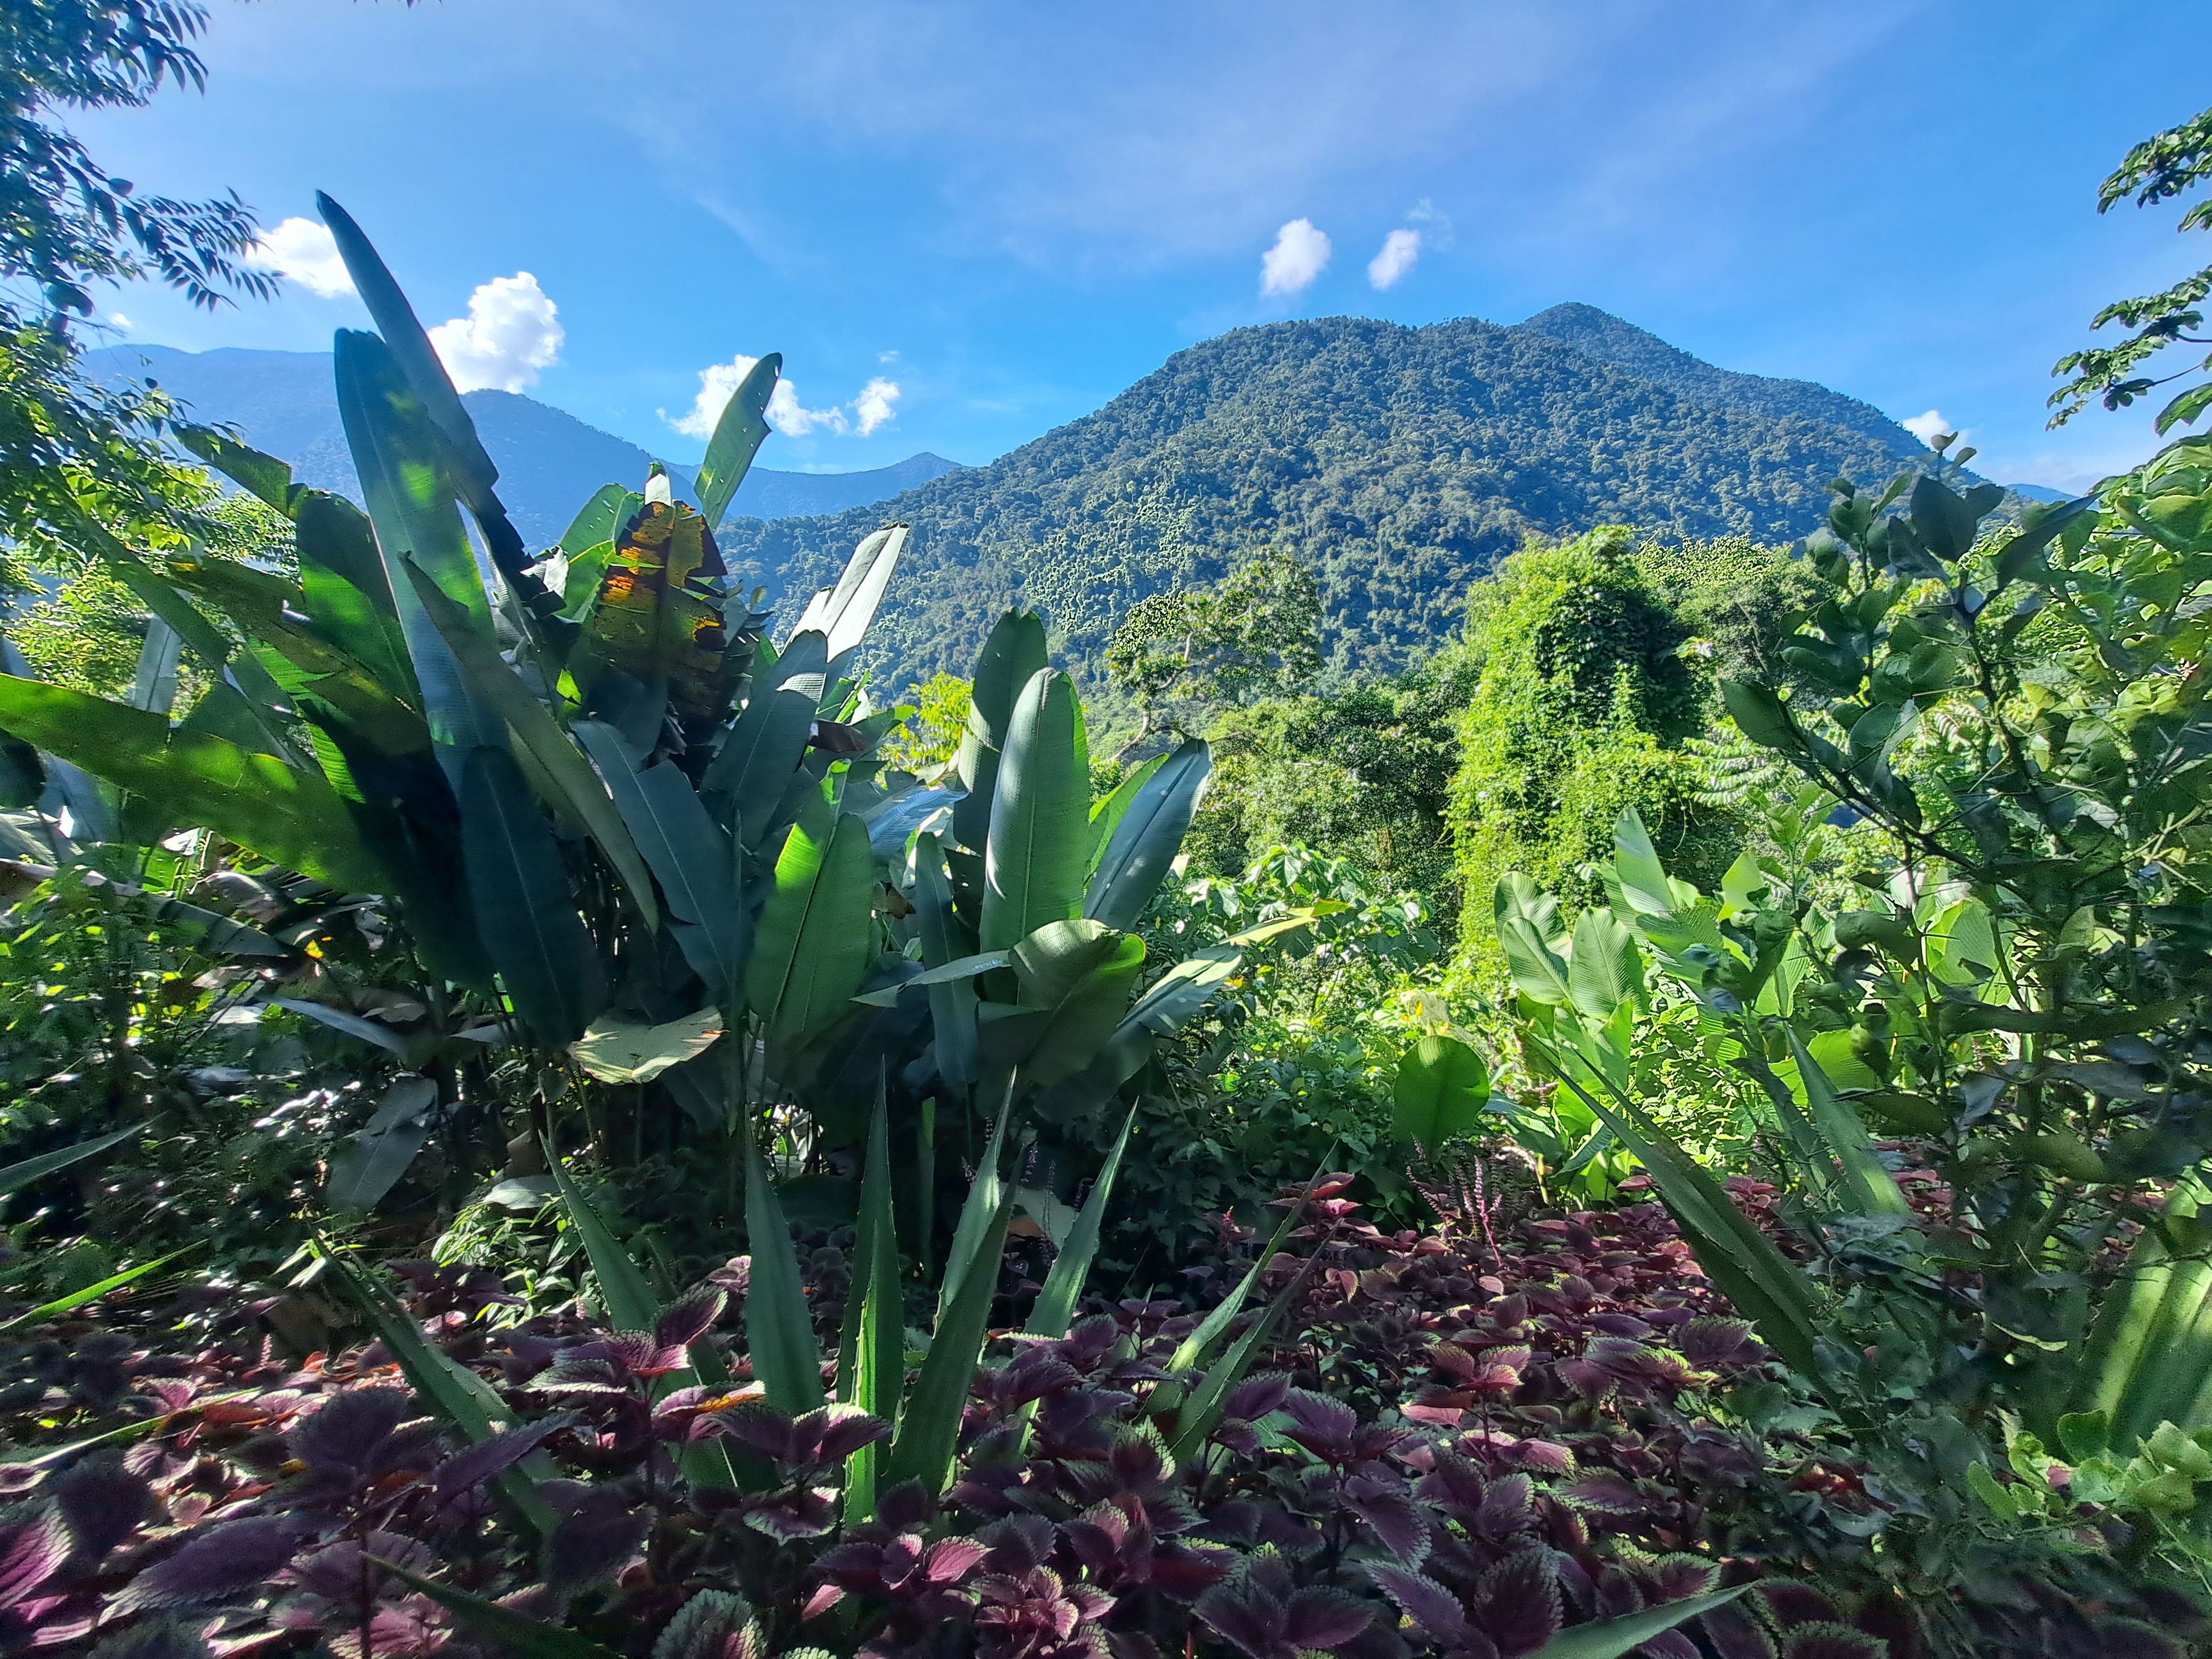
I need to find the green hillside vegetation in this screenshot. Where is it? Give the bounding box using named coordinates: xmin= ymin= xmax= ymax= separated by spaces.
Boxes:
xmin=716 ymin=310 xmax=1928 ymax=689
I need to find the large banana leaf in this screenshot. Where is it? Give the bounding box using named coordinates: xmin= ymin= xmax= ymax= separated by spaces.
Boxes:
xmin=405 ymin=569 xmax=661 ymax=931
xmin=911 ymin=832 xmax=979 ymax=1090
xmin=981 ymin=669 xmax=1089 ymax=952
xmin=746 ymin=808 xmax=876 ymax=1051
xmin=952 ymin=611 xmax=1048 ymax=852
xmin=0 ymin=676 xmax=387 ymax=890
xmin=573 ymin=722 xmax=744 ymax=993
xmin=707 ymin=630 xmax=830 ymax=849
xmin=333 ymin=328 xmax=504 ymax=769
xmin=460 ymin=747 xmax=608 ymax=1045
xmin=791 ymin=525 xmax=909 ymax=663
xmin=985 ymin=919 xmax=1146 ymax=1089
xmin=1086 ymin=751 xmax=1166 ymax=871
xmin=692 ymin=354 xmax=781 ymax=528
xmin=1392 ymin=1036 xmax=1493 ymax=1147
xmin=317 ymin=193 xmax=545 ymax=600
xmin=1084 ymin=737 xmax=1209 ymax=930
xmin=568 ymin=500 xmax=735 ymax=723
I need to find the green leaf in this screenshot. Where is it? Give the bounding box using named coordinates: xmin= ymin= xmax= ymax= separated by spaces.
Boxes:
xmin=1391 ymin=1035 xmax=1492 ymax=1148
xmin=1027 ymin=1102 xmax=1137 ymax=1340
xmin=403 ymin=567 xmax=661 ymax=932
xmin=324 ymin=1076 xmax=437 ymax=1212
xmin=1567 ymin=909 xmax=1645 ymax=1021
xmin=2057 ymin=1410 xmax=2111 ymax=1463
xmin=268 ymin=998 xmax=434 ymax=1067
xmin=693 ymin=355 xmax=781 ymax=527
xmin=742 ymin=1131 xmax=826 ymax=1412
xmin=1611 ymin=808 xmax=1676 ymax=919
xmin=982 ymin=668 xmax=1089 ymax=951
xmin=1086 ymin=752 xmax=1166 ymax=872
xmin=1169 ymin=1245 xmax=1325 ymax=1462
xmin=332 ymin=327 xmax=504 ymax=760
xmin=1494 ymin=874 xmax=1573 ymax=1006
xmin=1785 ymin=1030 xmax=1911 ymax=1218
xmin=912 ymin=831 xmax=979 ymax=1089
xmin=886 ymin=1175 xmax=1014 ymax=1494
xmin=838 ymin=1087 xmax=901 ymax=1521
xmin=295 ymin=491 xmax=416 ymax=700
xmin=1084 ymin=737 xmax=1209 ymax=931
xmin=1966 ymin=1460 xmax=2020 ymax=1520
xmin=460 ymin=745 xmax=609 ymax=1046
xmin=569 ymin=1009 xmax=724 ymax=1084
xmin=560 ymin=484 xmax=634 ymax=555
xmin=707 ymin=631 xmax=831 ymax=851
xmin=366 ymin=1557 xmax=618 ymax=1659
xmin=937 ymin=1088 xmax=1012 ymax=1323
xmin=575 ymin=721 xmax=749 ymax=993
xmin=1165 ymin=1152 xmax=1336 ymax=1374
xmin=0 ymin=676 xmax=387 ymax=890
xmin=176 ymin=423 xmax=305 ymax=515
xmin=752 ymin=810 xmax=877 ymax=1054
xmin=791 ymin=525 xmax=909 ymax=661
xmin=1720 ymin=679 xmax=1805 ymax=755
xmin=1525 ymin=1589 xmax=1746 ymax=1659
xmin=2157 ymin=378 xmax=2212 ymax=435
xmin=999 ymin=919 xmax=1146 ymax=1089
xmin=0 ymin=1246 xmax=195 ymax=1335
xmin=952 ymin=611 xmax=1049 ymax=852
xmin=542 ymin=1150 xmax=662 ymax=1333
xmin=0 ymin=1121 xmax=145 ymax=1197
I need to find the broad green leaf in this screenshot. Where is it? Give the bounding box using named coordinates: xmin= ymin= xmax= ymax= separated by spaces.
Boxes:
xmin=1026 ymin=1102 xmax=1136 ymax=1339
xmin=569 ymin=1009 xmax=724 ymax=1084
xmin=295 ymin=492 xmax=416 ymax=698
xmin=560 ymin=484 xmax=633 ymax=555
xmin=1086 ymin=751 xmax=1166 ymax=870
xmin=1611 ymin=808 xmax=1674 ymax=919
xmin=324 ymin=1076 xmax=437 ymax=1212
xmin=753 ymin=811 xmax=877 ymax=1053
xmin=268 ymin=998 xmax=435 ymax=1067
xmin=912 ymin=831 xmax=979 ymax=1089
xmin=1567 ymin=909 xmax=1645 ymax=1021
xmin=999 ymin=919 xmax=1146 ymax=1088
xmin=127 ymin=617 xmax=181 ymax=715
xmin=693 ymin=355 xmax=781 ymax=527
xmin=1494 ymin=874 xmax=1573 ymax=1006
xmin=1785 ymin=1030 xmax=1911 ymax=1218
xmin=952 ymin=611 xmax=1048 ymax=852
xmin=576 ymin=722 xmax=751 ymax=991
xmin=837 ymin=1088 xmax=901 ymax=1521
xmin=461 ymin=746 xmax=608 ymax=1046
xmin=1526 ymin=1589 xmax=1746 ymax=1659
xmin=886 ymin=1176 xmax=1014 ymax=1495
xmin=743 ymin=1131 xmax=826 ymax=1412
xmin=1720 ymin=679 xmax=1805 ymax=755
xmin=1391 ymin=1035 xmax=1492 ymax=1147
xmin=791 ymin=525 xmax=909 ymax=661
xmin=0 ymin=676 xmax=386 ymax=890
xmin=1084 ymin=737 xmax=1209 ymax=931
xmin=405 ymin=567 xmax=660 ymax=931
xmin=176 ymin=423 xmax=305 ymax=515
xmin=333 ymin=327 xmax=503 ymax=764
xmin=982 ymin=669 xmax=1089 ymax=951
xmin=0 ymin=1121 xmax=145 ymax=1197
xmin=542 ymin=1149 xmax=662 ymax=1333
xmin=707 ymin=630 xmax=831 ymax=849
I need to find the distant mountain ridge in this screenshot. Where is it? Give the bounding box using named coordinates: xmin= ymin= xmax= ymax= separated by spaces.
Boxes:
xmin=713 ymin=308 xmax=2000 ymax=688
xmin=84 ymin=343 xmax=961 ymax=549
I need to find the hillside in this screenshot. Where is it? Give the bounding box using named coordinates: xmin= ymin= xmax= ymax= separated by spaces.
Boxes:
xmin=84 ymin=345 xmax=960 ymax=548
xmin=714 ymin=310 xmax=1941 ymax=687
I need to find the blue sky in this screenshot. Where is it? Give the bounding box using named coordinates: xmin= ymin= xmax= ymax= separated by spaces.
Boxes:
xmin=74 ymin=0 xmax=2212 ymax=492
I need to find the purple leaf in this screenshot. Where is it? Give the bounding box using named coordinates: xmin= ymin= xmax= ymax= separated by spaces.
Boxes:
xmin=873 ymin=1480 xmax=937 ymax=1532
xmin=1757 ymin=1582 xmax=1839 ymax=1629
xmin=430 ymin=1413 xmax=573 ymax=1500
xmin=1223 ymin=1373 xmax=1292 ymax=1423
xmin=77 ymin=1617 xmax=215 ymax=1658
xmin=1281 ymin=1390 xmax=1358 ymax=1455
xmin=703 ymin=1396 xmax=798 ymax=1463
xmin=656 ymin=1588 xmax=757 ymax=1659
xmin=1367 ymin=1566 xmax=1471 ymax=1644
xmin=1474 ymin=1549 xmax=1561 ymax=1656
xmin=56 ymin=1459 xmax=152 ymax=1560
xmin=115 ymin=1517 xmax=305 ymax=1611
xmin=0 ymin=1510 xmax=68 ymax=1608
xmin=1196 ymin=1581 xmax=1288 ymax=1659
xmin=1283 ymin=1587 xmax=1374 ymax=1651
xmin=655 ymin=1286 xmax=728 ymax=1352
xmin=1558 ymin=1472 xmax=1654 ymax=1515
xmin=924 ymin=1537 xmax=989 ymax=1585
xmin=544 ymin=1490 xmax=648 ymax=1585
xmin=738 ymin=1486 xmax=838 ymax=1541
xmin=1342 ymin=1479 xmax=1427 ymax=1559
xmin=1641 ymin=1553 xmax=1720 ymax=1601
xmin=292 ymin=1387 xmax=412 ymax=1472
xmin=1780 ymin=1626 xmax=1886 ymax=1659
xmin=1702 ymin=1601 xmax=1778 ymax=1659
xmin=801 ymin=1402 xmax=892 ymax=1466
xmin=1641 ymin=1633 xmax=1700 ymax=1659
xmin=1473 ymin=1473 xmax=1536 ymax=1536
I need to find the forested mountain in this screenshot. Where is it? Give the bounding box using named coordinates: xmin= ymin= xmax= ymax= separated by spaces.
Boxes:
xmin=715 ymin=310 xmax=1956 ymax=687
xmin=83 ymin=344 xmax=960 ymax=548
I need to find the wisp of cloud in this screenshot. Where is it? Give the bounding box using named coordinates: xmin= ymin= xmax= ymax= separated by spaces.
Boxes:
xmin=1368 ymin=227 xmax=1422 ymax=289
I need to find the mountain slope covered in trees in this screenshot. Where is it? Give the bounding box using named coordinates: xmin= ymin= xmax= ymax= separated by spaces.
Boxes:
xmin=716 ymin=309 xmax=1941 ymax=687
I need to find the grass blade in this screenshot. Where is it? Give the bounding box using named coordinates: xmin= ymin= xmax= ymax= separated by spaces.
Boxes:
xmin=367 ymin=1557 xmax=618 ymax=1659
xmin=0 ymin=1247 xmax=194 ymax=1334
xmin=0 ymin=1121 xmax=145 ymax=1197
xmin=1529 ymin=1589 xmax=1746 ymax=1659
xmin=1026 ymin=1102 xmax=1136 ymax=1339
xmin=885 ymin=1178 xmax=1015 ymax=1495
xmin=838 ymin=1085 xmax=901 ymax=1522
xmin=1166 ymin=1146 xmax=1338 ymax=1375
xmin=937 ymin=1083 xmax=1013 ymax=1324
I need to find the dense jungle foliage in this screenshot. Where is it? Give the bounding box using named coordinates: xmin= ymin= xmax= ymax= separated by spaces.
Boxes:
xmin=6 ymin=7 xmax=2212 ymax=1657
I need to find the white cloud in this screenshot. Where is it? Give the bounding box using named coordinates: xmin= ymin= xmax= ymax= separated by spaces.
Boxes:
xmin=108 ymin=312 xmax=133 ymax=331
xmin=427 ymin=273 xmax=564 ymax=394
xmin=245 ymin=217 xmax=357 ymax=299
xmin=1901 ymin=409 xmax=1963 ymax=448
xmin=664 ymin=355 xmax=898 ymax=440
xmin=1259 ymin=218 xmax=1331 ymax=298
xmin=1367 ymin=227 xmax=1422 ymax=289
xmin=852 ymin=377 xmax=901 ymax=435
